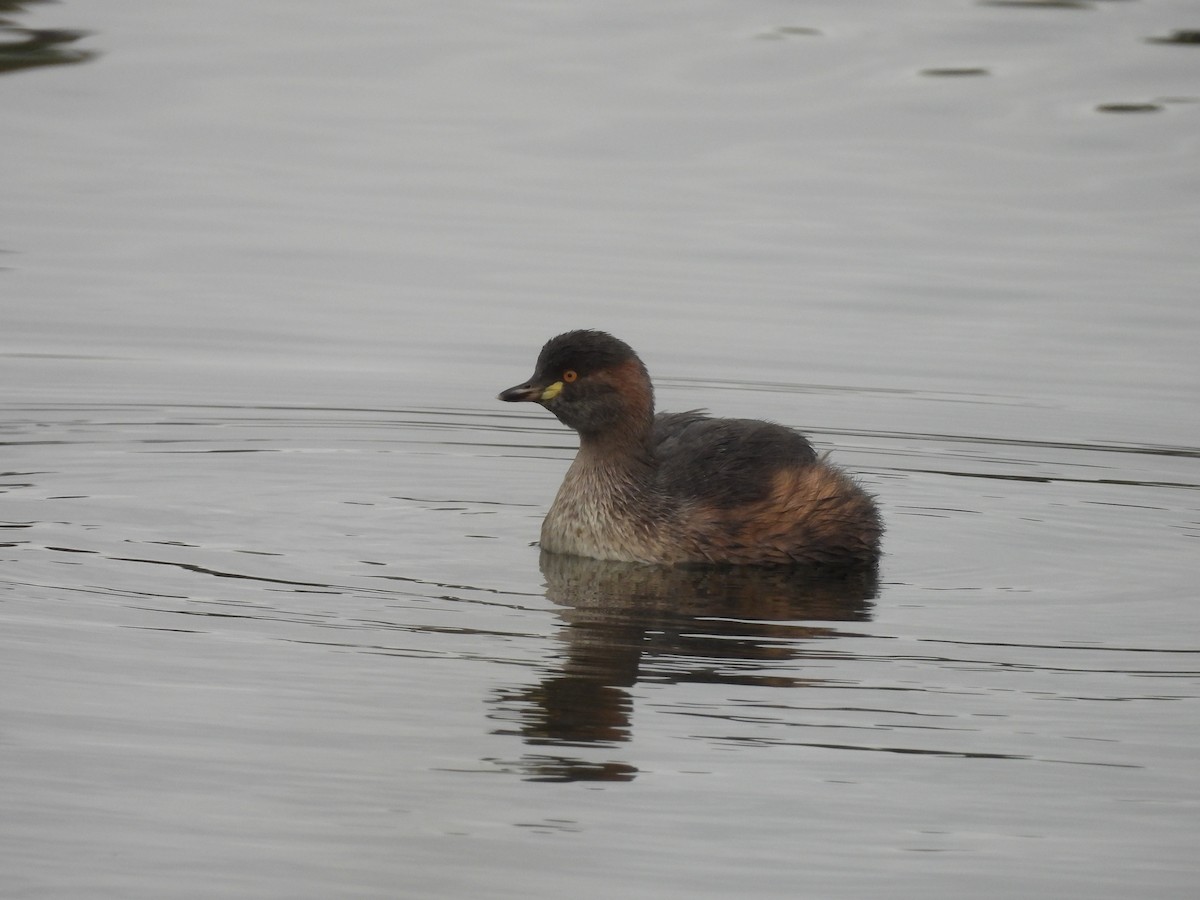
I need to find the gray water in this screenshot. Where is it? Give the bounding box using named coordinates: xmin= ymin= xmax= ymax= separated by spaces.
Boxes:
xmin=2 ymin=1 xmax=1198 ymax=897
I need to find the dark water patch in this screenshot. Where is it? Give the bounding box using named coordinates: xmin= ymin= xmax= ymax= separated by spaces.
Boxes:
xmin=512 ymin=818 xmax=584 ymax=833
xmin=895 ymin=505 xmax=982 ymax=515
xmin=129 ymin=606 xmax=293 ymax=623
xmin=110 ymin=555 xmax=341 ymax=590
xmin=0 ymin=26 xmax=96 ymax=75
xmin=157 ymin=447 xmax=280 ymax=454
xmin=979 ymin=0 xmax=1091 ymax=8
xmin=931 ymin=639 xmax=1200 ymax=656
xmin=736 ymin=701 xmax=955 ymax=719
xmin=899 ymin=467 xmax=1197 ymax=490
xmin=1096 ymin=102 xmax=1164 ymax=114
xmin=479 ymin=755 xmax=639 ymax=783
xmin=2 ymin=578 xmax=190 ymax=602
xmin=921 ymin=67 xmax=991 ymax=77
xmin=392 ymin=494 xmax=540 ymax=508
xmin=700 ymin=735 xmax=1141 ymax=767
xmin=755 ymin=26 xmax=822 ymax=41
xmin=665 ymin=708 xmax=974 ymax=734
xmin=1081 ymin=500 xmax=1169 ymax=511
xmin=1146 ymin=30 xmax=1200 ymax=46
xmin=876 ymin=653 xmax=1199 ymax=678
xmin=46 ymin=547 xmax=537 ymax=619
xmin=370 ymin=572 xmax=543 ymax=600
xmin=870 ymin=431 xmax=1199 ymax=460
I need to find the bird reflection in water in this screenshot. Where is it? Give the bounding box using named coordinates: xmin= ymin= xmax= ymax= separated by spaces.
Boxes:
xmin=487 ymin=552 xmax=878 ymax=782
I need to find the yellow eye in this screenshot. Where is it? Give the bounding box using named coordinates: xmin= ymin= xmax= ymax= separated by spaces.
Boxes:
xmin=562 ymin=370 xmax=578 ymax=383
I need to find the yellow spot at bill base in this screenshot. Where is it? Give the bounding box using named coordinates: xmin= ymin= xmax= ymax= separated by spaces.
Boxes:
xmin=540 ymin=381 xmax=564 ymax=401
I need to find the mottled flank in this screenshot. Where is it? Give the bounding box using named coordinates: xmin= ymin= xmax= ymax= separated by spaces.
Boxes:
xmin=500 ymin=330 xmax=883 ymax=567
xmin=682 ymin=463 xmax=882 ymax=566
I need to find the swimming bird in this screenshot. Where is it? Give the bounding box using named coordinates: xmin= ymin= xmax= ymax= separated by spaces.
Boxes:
xmin=499 ymin=330 xmax=882 ymax=567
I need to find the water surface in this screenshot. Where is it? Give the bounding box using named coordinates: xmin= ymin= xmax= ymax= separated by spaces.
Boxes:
xmin=2 ymin=1 xmax=1198 ymax=898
